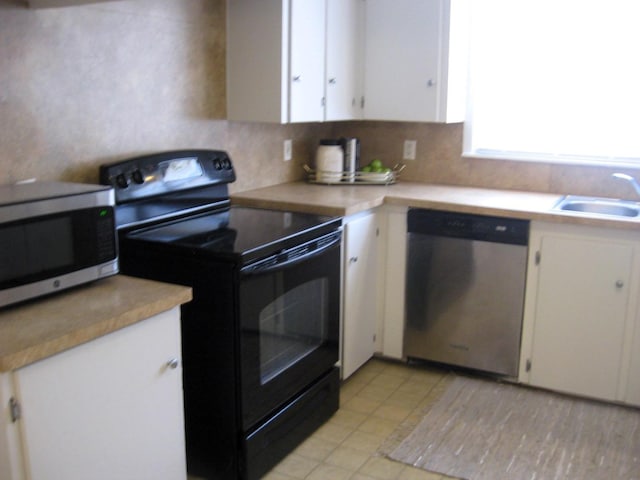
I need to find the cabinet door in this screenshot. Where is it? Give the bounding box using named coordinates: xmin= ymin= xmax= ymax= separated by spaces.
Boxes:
xmin=625 ymin=303 xmax=640 ymax=405
xmin=363 ymin=0 xmax=441 ymax=121
xmin=14 ymin=308 xmax=185 ymax=480
xmin=530 ymin=236 xmax=632 ymax=401
xmin=342 ymin=213 xmax=378 ymax=379
xmin=326 ymin=0 xmax=364 ymax=121
xmin=0 ymin=373 xmax=24 ymax=480
xmin=290 ymin=0 xmax=326 ymax=122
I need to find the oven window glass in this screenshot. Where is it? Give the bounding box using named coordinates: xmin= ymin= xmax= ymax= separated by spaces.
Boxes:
xmin=259 ymin=278 xmax=328 ymax=385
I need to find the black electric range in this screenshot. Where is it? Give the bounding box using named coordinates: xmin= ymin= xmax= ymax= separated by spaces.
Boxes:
xmin=100 ymin=150 xmax=342 ymax=480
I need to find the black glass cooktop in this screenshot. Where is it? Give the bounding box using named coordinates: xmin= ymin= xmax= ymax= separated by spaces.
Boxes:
xmin=124 ymin=205 xmax=339 ymax=262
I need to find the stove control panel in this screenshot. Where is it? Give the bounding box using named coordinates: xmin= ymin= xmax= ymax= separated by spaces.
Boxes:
xmin=99 ymin=150 xmax=235 ymax=203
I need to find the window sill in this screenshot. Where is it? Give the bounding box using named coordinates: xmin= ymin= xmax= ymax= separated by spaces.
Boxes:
xmin=462 ymin=151 xmax=640 ymax=170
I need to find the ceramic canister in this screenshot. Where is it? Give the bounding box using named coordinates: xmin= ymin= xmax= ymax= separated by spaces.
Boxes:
xmin=315 ymin=139 xmax=344 ymax=183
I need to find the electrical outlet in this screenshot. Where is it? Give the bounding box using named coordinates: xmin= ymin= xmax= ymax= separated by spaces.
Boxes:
xmin=284 ymin=139 xmax=292 ymax=161
xmin=403 ymin=140 xmax=417 ymax=160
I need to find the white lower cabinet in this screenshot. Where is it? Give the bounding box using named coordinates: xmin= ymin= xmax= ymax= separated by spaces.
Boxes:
xmin=343 ymin=205 xmax=407 ymax=364
xmin=520 ymin=222 xmax=640 ymax=406
xmin=379 ymin=205 xmax=408 ymax=360
xmin=0 ymin=307 xmax=186 ymax=480
xmin=342 ymin=211 xmax=379 ymax=379
xmin=626 ymin=299 xmax=640 ymax=405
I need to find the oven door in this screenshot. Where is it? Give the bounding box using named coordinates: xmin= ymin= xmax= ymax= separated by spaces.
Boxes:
xmin=239 ymin=229 xmax=341 ymax=431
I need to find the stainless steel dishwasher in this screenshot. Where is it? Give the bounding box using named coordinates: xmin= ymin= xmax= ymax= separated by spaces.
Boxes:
xmin=404 ymin=209 xmax=529 ymax=377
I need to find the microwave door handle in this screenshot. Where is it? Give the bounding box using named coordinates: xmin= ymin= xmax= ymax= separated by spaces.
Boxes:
xmin=241 ymin=231 xmax=341 ymax=276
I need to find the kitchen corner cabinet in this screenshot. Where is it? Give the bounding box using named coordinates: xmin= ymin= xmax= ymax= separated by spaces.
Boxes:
xmin=342 ymin=211 xmax=380 ymax=379
xmin=519 ymin=222 xmax=640 ymax=406
xmin=362 ymin=0 xmax=469 ymax=123
xmin=0 ymin=308 xmax=186 ymax=480
xmin=227 ymin=0 xmax=363 ymax=124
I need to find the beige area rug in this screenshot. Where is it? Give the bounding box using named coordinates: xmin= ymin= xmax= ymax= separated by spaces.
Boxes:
xmin=384 ymin=375 xmax=640 ymax=480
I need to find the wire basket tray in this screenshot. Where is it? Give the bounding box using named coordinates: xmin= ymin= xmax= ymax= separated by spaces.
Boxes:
xmin=304 ymin=164 xmax=405 ymax=185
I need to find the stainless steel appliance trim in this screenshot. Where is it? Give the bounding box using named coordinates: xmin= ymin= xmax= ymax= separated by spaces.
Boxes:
xmin=0 ymin=259 xmax=118 ymax=309
xmin=0 ymin=188 xmax=114 ymax=224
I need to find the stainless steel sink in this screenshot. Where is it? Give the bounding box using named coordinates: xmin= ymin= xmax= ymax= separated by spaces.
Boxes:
xmin=553 ymin=196 xmax=640 ymax=218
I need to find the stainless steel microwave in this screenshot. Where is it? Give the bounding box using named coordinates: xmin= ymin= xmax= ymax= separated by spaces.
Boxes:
xmin=0 ymin=181 xmax=118 ymax=309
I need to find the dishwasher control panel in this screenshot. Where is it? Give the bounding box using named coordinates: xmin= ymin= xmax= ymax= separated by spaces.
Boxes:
xmin=407 ymin=209 xmax=529 ymax=245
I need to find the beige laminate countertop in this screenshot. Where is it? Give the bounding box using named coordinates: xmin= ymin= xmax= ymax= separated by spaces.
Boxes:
xmin=0 ymin=275 xmax=192 ymax=372
xmin=231 ymin=181 xmax=640 ymax=231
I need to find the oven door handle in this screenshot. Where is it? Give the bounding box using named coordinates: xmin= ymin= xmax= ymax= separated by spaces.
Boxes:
xmin=241 ymin=230 xmax=341 ymax=276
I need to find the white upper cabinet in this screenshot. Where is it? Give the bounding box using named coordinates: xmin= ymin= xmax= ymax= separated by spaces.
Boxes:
xmin=325 ymin=0 xmax=364 ymax=121
xmin=362 ymin=0 xmax=469 ymax=123
xmin=227 ymin=0 xmax=364 ymax=123
xmin=289 ymin=0 xmax=326 ymax=122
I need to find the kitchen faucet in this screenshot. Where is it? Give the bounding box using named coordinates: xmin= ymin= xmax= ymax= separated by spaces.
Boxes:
xmin=612 ymin=173 xmax=640 ymax=198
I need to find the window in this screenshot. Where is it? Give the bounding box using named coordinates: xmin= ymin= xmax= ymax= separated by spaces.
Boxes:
xmin=463 ymin=0 xmax=640 ymax=167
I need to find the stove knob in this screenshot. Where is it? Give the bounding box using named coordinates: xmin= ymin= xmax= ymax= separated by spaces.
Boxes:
xmin=213 ymin=158 xmax=222 ymax=170
xmin=131 ymin=169 xmax=144 ymax=184
xmin=222 ymin=158 xmax=232 ymax=170
xmin=115 ymin=173 xmax=129 ymax=189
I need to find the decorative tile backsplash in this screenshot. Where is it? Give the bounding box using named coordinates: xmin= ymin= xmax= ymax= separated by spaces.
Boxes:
xmin=1 ymin=0 xmax=637 ymax=199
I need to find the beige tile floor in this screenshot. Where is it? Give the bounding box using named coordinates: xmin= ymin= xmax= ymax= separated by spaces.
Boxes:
xmin=263 ymin=358 xmax=456 ymax=480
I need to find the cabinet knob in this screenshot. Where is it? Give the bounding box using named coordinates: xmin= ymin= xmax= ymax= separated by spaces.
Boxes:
xmin=166 ymin=358 xmax=180 ymax=370
xmin=615 ymin=280 xmax=624 ymax=289
xmin=427 ymin=79 xmax=436 ymax=87
xmin=328 ymin=77 xmax=337 ymax=85
xmin=293 ymin=75 xmax=302 ymax=82
xmin=349 ymin=256 xmax=358 ymax=264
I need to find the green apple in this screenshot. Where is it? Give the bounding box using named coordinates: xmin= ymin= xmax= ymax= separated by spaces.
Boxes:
xmin=370 ymin=159 xmax=383 ymax=170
